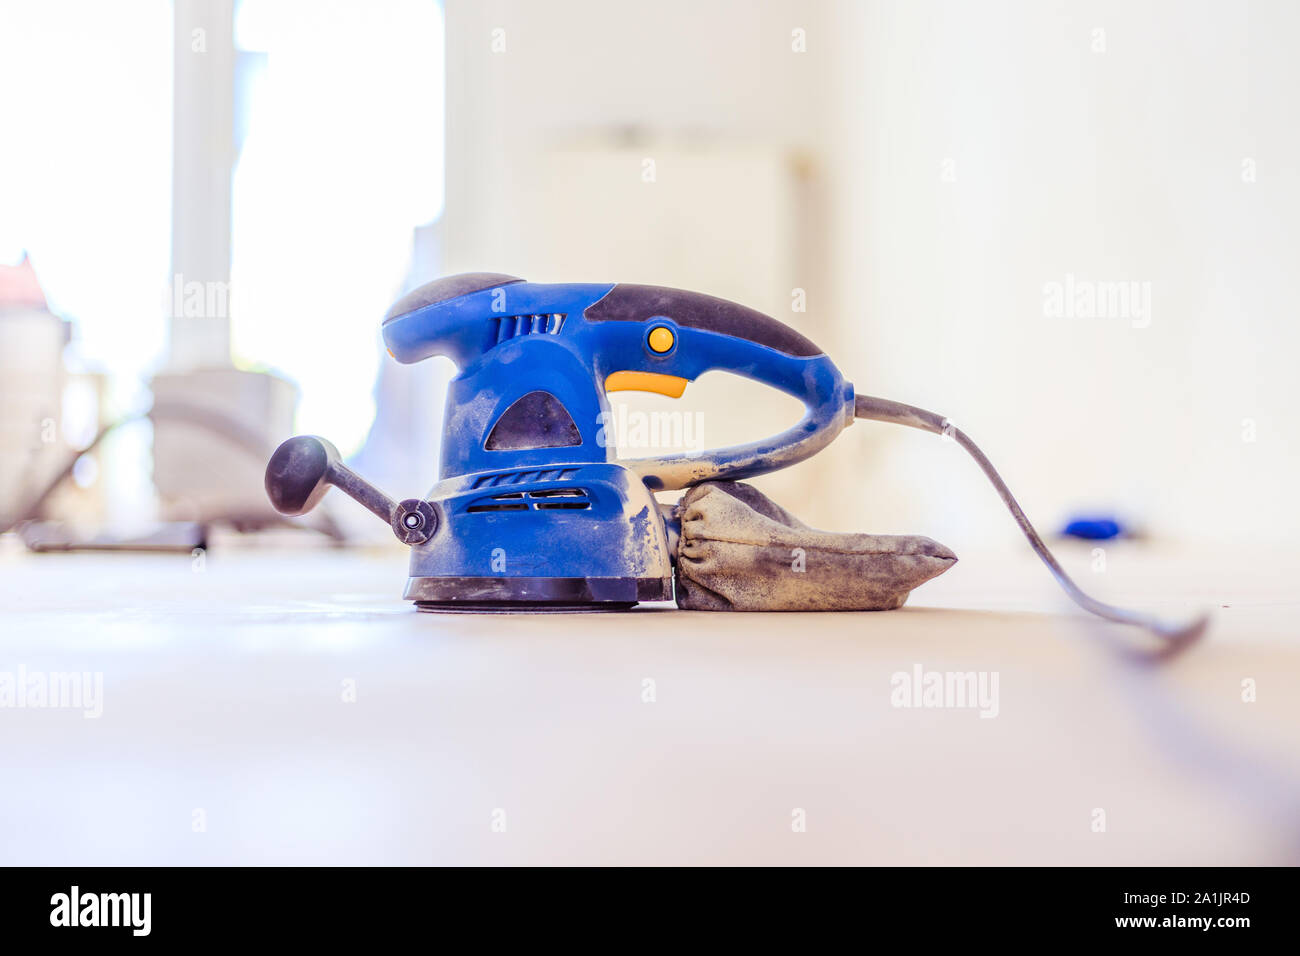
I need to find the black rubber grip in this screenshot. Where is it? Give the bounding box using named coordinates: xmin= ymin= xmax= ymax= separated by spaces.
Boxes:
xmin=584 ymin=284 xmax=822 ymax=357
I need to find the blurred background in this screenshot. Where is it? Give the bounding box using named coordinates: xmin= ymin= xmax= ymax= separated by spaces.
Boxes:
xmin=2 ymin=0 xmax=1297 ymax=555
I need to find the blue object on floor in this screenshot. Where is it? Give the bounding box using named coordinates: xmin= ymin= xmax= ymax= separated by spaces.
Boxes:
xmin=1063 ymin=516 xmax=1124 ymax=540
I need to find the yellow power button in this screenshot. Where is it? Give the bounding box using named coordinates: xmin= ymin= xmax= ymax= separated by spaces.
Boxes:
xmin=648 ymin=326 xmax=675 ymax=353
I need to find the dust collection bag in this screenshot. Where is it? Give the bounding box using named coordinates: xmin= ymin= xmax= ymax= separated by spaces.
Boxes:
xmin=673 ymin=481 xmax=957 ymax=611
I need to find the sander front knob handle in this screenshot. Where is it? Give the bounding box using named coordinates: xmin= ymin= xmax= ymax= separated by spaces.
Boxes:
xmin=264 ymin=435 xmax=437 ymax=545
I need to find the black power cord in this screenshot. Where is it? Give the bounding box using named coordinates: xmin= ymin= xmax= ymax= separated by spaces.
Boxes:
xmin=854 ymin=394 xmax=1208 ymax=645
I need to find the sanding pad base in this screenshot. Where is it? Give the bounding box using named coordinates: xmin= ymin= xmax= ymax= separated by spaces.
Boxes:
xmin=404 ymin=575 xmax=671 ymax=614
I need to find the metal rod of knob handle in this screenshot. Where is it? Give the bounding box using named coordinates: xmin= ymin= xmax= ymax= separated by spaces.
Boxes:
xmin=325 ymin=461 xmax=398 ymax=524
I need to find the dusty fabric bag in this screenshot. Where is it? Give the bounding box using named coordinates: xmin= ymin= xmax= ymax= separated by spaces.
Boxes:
xmin=673 ymin=481 xmax=957 ymax=611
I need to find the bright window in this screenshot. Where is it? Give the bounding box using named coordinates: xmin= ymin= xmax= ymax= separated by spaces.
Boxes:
xmin=0 ymin=0 xmax=173 ymax=389
xmin=230 ymin=0 xmax=445 ymax=454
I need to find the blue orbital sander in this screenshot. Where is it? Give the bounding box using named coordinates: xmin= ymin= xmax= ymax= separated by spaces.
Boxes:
xmin=264 ymin=273 xmax=1204 ymax=643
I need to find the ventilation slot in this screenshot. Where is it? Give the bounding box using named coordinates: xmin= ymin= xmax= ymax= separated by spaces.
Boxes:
xmin=530 ymin=488 xmax=590 ymax=511
xmin=464 ymin=486 xmax=592 ymax=514
xmin=494 ymin=313 xmax=566 ymax=344
xmin=471 ymin=468 xmax=579 ymax=489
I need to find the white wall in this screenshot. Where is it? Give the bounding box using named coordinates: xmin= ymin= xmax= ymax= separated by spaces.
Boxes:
xmin=438 ymin=0 xmax=842 ymax=510
xmin=440 ymin=0 xmax=1300 ymax=548
xmin=820 ymin=0 xmax=1300 ymax=550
